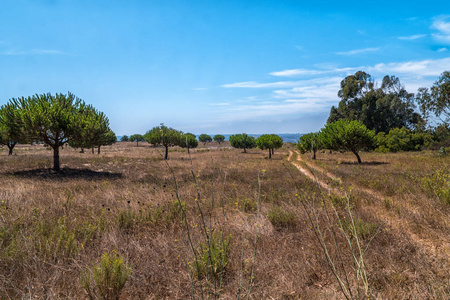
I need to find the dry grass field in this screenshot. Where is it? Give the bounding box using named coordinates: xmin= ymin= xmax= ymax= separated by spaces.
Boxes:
xmin=0 ymin=142 xmax=448 ymax=299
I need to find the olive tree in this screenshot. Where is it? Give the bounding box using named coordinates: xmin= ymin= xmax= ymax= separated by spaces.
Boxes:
xmin=321 ymin=119 xmax=375 ymax=164
xmin=11 ymin=92 xmax=105 ymax=171
xmin=129 ymin=134 xmax=145 ymax=147
xmin=144 ymin=125 xmax=182 ymax=159
xmin=120 ymin=135 xmax=129 ymax=142
xmin=256 ymin=134 xmax=283 ymax=158
xmin=213 ymin=134 xmax=225 ymax=144
xmin=198 ymin=134 xmax=212 ymax=145
xmin=297 ymin=132 xmax=322 ymax=160
xmin=229 ymin=133 xmax=256 ymax=153
xmin=179 ymin=133 xmax=198 ymax=154
xmin=0 ymin=102 xmax=25 ymax=155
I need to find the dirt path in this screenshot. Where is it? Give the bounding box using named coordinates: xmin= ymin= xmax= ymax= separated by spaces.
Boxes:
xmin=287 ymin=150 xmax=450 ymax=263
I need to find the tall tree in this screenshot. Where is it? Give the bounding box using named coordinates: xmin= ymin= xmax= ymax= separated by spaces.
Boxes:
xmin=321 ymin=119 xmax=375 ymax=164
xmin=416 ymin=71 xmax=450 ymax=125
xmin=11 ymin=92 xmax=100 ymax=171
xmin=328 ymin=71 xmax=421 ymax=133
xmin=229 ymin=133 xmax=256 ymax=153
xmin=256 ymin=134 xmax=283 ymax=159
xmin=120 ymin=135 xmax=129 ymax=142
xmin=144 ymin=125 xmax=182 ymax=159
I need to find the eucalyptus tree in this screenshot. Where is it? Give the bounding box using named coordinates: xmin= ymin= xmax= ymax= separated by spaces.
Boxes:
xmin=256 ymin=134 xmax=283 ymax=158
xmin=416 ymin=71 xmax=450 ymax=125
xmin=144 ymin=125 xmax=182 ymax=159
xmin=229 ymin=133 xmax=256 ymax=153
xmin=11 ymin=92 xmax=102 ymax=171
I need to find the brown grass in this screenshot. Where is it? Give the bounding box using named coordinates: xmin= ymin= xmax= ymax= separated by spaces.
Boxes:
xmin=0 ymin=142 xmax=448 ymax=299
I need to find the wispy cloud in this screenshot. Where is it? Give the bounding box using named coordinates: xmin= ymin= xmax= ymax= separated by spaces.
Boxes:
xmin=397 ymin=34 xmax=427 ymax=40
xmin=270 ymin=67 xmax=356 ymax=77
xmin=0 ymin=49 xmax=71 ymax=55
xmin=295 ymin=45 xmax=303 ymax=51
xmin=432 ymin=15 xmax=450 ymax=44
xmin=336 ymin=47 xmax=380 ymax=55
xmin=437 ymin=47 xmax=448 ymax=52
xmin=192 ymin=87 xmax=208 ymax=91
xmin=367 ymin=57 xmax=450 ymax=77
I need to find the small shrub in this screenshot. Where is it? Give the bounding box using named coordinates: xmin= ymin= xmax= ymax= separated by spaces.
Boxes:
xmin=341 ymin=218 xmax=378 ymax=240
xmin=80 ymin=251 xmax=132 ymax=300
xmin=421 ymin=170 xmax=450 ymax=205
xmin=237 ymin=197 xmax=257 ymax=212
xmin=267 ymin=206 xmax=296 ymax=228
xmin=191 ymin=231 xmax=231 ymax=280
xmin=117 ymin=210 xmax=136 ymax=230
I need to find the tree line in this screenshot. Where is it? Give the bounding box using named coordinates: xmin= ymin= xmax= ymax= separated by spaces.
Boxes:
xmin=299 ymin=70 xmax=450 ymax=163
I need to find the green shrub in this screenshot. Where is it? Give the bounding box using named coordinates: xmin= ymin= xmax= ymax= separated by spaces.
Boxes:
xmin=341 ymin=218 xmax=378 ymax=240
xmin=191 ymin=231 xmax=231 ymax=280
xmin=376 ymin=127 xmax=432 ymax=152
xmin=267 ymin=206 xmax=296 ymax=228
xmin=80 ymin=251 xmax=132 ymax=300
xmin=421 ymin=170 xmax=450 ymax=205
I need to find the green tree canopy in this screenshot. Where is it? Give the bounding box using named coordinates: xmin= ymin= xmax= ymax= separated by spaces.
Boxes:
xmin=198 ymin=134 xmax=212 ymax=145
xmin=375 ymin=127 xmax=432 ymax=152
xmin=213 ymin=134 xmax=225 ymax=144
xmin=0 ymin=102 xmax=26 ymax=155
xmin=297 ymin=132 xmax=322 ymax=160
xmin=179 ymin=133 xmax=198 ymax=154
xmin=256 ymin=134 xmax=283 ymax=159
xmin=328 ymin=71 xmax=421 ymax=133
xmin=120 ymin=135 xmax=129 ymax=142
xmin=10 ymin=92 xmax=106 ymax=171
xmin=321 ymin=119 xmax=375 ymax=164
xmin=144 ymin=125 xmax=182 ymax=159
xmin=129 ymin=134 xmax=145 ymax=147
xmin=416 ymin=71 xmax=450 ymax=125
xmin=95 ymin=130 xmax=117 ymax=154
xmin=229 ymin=133 xmax=256 ymax=153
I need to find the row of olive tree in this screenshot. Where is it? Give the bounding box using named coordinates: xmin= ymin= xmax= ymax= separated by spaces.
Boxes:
xmin=0 ymin=92 xmax=115 ymax=170
xmin=229 ymin=133 xmax=283 ymax=158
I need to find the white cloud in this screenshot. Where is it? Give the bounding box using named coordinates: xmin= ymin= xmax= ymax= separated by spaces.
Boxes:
xmin=295 ymin=45 xmax=303 ymax=51
xmin=437 ymin=47 xmax=448 ymax=52
xmin=192 ymin=87 xmax=207 ymax=91
xmin=367 ymin=57 xmax=450 ymax=77
xmin=209 ymin=102 xmax=229 ymax=106
xmin=336 ymin=47 xmax=380 ymax=55
xmin=270 ymin=67 xmax=356 ymax=77
xmin=397 ymin=34 xmax=427 ymax=40
xmin=432 ymin=16 xmax=450 ymax=44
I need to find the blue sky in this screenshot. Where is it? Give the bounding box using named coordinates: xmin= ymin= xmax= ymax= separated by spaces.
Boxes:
xmin=1 ymin=0 xmax=450 ymax=135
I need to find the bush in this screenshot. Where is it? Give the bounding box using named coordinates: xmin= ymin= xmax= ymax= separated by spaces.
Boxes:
xmin=191 ymin=231 xmax=231 ymax=280
xmin=421 ymin=170 xmax=450 ymax=205
xmin=267 ymin=206 xmax=296 ymax=228
xmin=375 ymin=127 xmax=432 ymax=152
xmin=80 ymin=251 xmax=132 ymax=300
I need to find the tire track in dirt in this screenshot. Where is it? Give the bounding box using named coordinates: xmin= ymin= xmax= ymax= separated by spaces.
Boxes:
xmin=287 ymin=150 xmax=450 ymax=263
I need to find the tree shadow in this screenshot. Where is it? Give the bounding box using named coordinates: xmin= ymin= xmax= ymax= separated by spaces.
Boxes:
xmin=9 ymin=167 xmax=123 ymax=180
xmin=339 ymin=161 xmax=389 ymax=166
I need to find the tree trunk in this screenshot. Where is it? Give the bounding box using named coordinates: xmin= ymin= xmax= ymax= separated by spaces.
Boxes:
xmin=98 ymin=146 xmax=101 ymax=154
xmin=272 ymin=148 xmax=274 ymax=155
xmin=313 ymin=150 xmax=316 ymax=160
xmin=187 ymin=147 xmax=190 ymax=154
xmin=7 ymin=143 xmax=15 ymax=155
xmin=268 ymin=148 xmax=271 ymax=159
xmin=92 ymin=148 xmax=94 ymax=154
xmin=243 ymin=148 xmax=247 ymax=153
xmin=80 ymin=148 xmax=84 ymax=153
xmin=165 ymin=145 xmax=169 ymax=160
xmin=53 ymin=146 xmax=60 ymax=171
xmin=352 ymin=149 xmax=362 ymax=164
xmin=136 ymin=141 xmax=139 ymax=147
